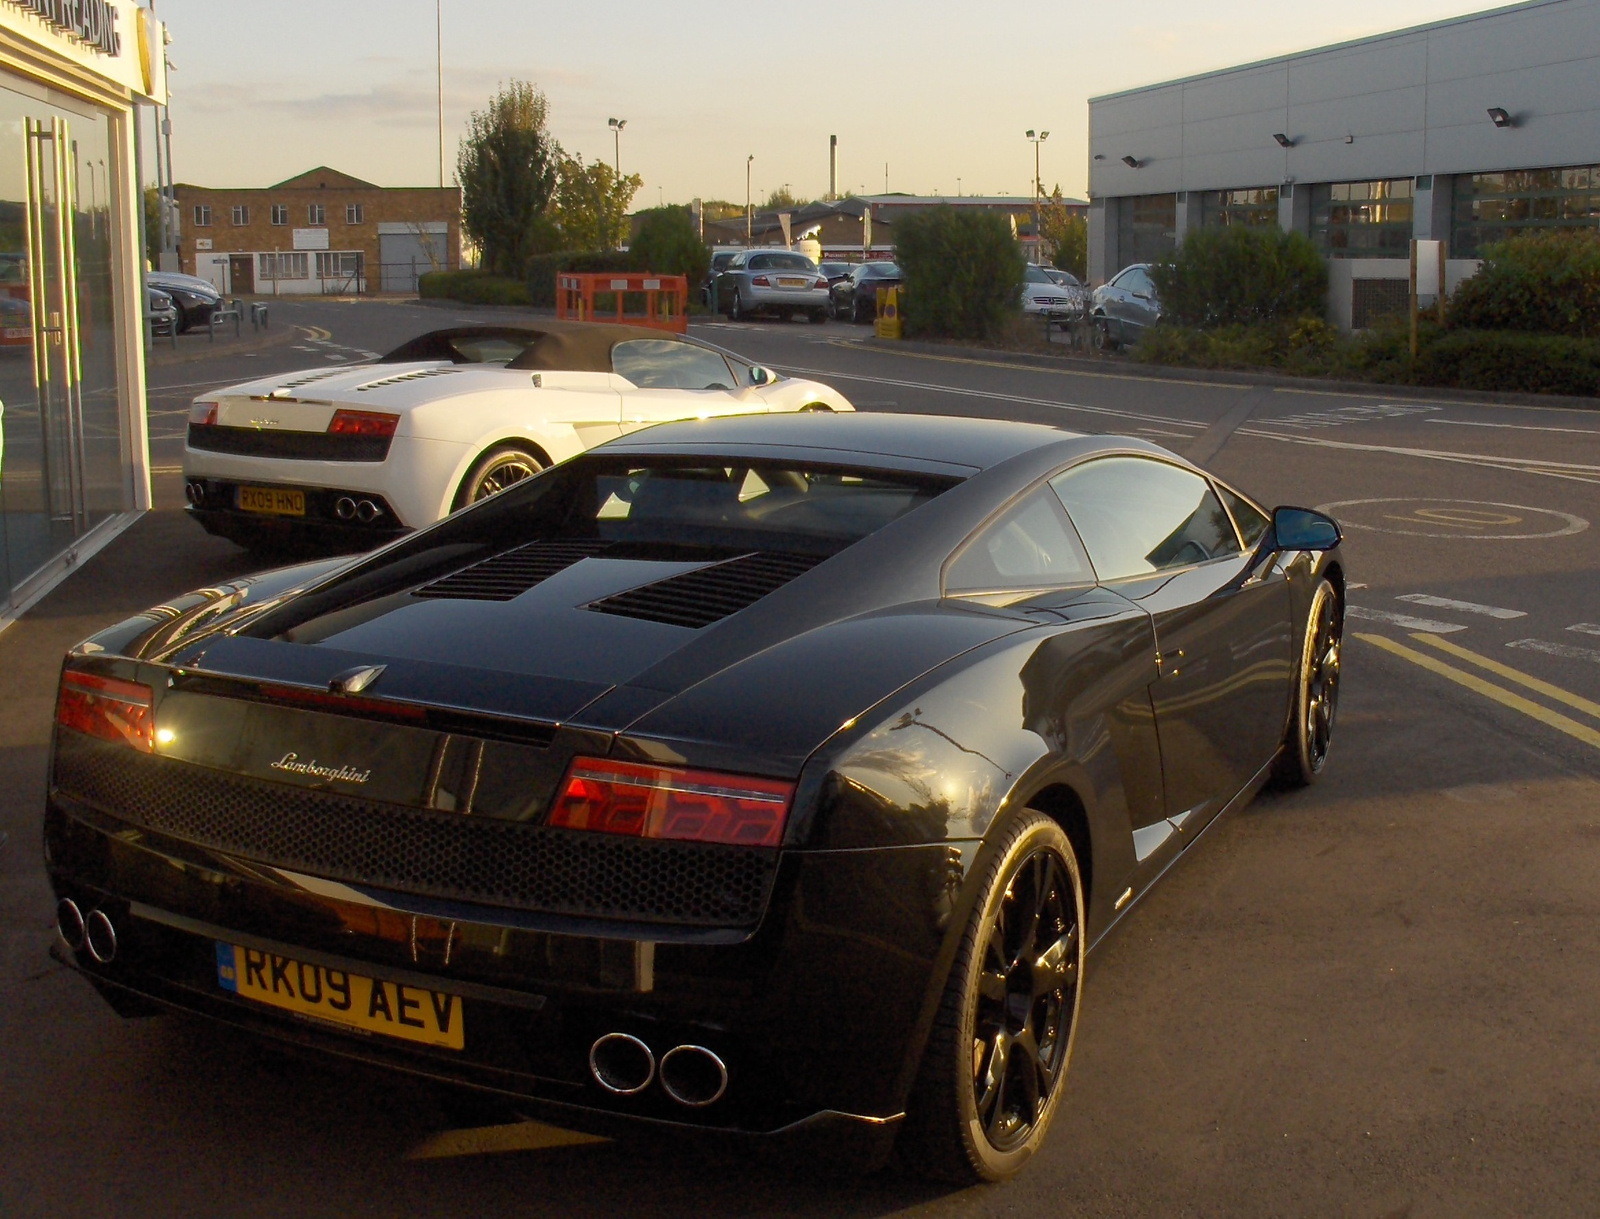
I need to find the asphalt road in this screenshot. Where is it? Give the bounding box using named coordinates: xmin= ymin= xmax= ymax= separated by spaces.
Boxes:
xmin=4 ymin=300 xmax=1598 ymax=1218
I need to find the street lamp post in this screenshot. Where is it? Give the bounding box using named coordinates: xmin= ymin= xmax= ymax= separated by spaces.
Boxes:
xmin=746 ymin=154 xmax=754 ymax=243
xmin=1025 ymin=129 xmax=1050 ymax=261
xmin=608 ymin=117 xmax=627 ymax=176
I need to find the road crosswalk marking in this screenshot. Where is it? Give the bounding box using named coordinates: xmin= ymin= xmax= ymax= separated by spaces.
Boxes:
xmin=1508 ymin=638 xmax=1600 ymax=665
xmin=1396 ymin=594 xmax=1525 ymax=619
xmin=1569 ymin=624 xmax=1600 ymax=637
xmin=1347 ymin=606 xmax=1467 ymax=633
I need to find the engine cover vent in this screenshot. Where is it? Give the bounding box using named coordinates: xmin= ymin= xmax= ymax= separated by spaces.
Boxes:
xmin=355 ymin=366 xmax=460 ymax=392
xmin=586 ymin=551 xmax=823 ymax=629
xmin=414 ymin=538 xmax=612 ymax=601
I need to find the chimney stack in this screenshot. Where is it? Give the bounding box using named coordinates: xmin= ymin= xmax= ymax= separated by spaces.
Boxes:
xmin=829 ymin=135 xmax=837 ymax=200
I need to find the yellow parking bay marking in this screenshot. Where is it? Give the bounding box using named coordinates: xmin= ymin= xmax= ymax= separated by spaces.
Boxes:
xmin=1356 ymin=633 xmax=1600 ymax=750
xmin=407 ymin=1121 xmax=609 ymax=1161
xmin=1411 ymin=633 xmax=1600 ymax=721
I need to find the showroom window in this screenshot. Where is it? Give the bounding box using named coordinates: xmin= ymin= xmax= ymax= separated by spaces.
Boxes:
xmin=307 ymin=203 xmax=326 ymax=226
xmin=1451 ymin=165 xmax=1600 ymax=257
xmin=231 ymin=204 xmax=249 ymax=225
xmin=1114 ymin=193 xmax=1177 ymax=270
xmin=259 ymin=251 xmax=309 ymax=280
xmin=1310 ymin=179 xmax=1413 ymax=257
xmin=346 ymin=202 xmax=364 ymax=224
xmin=270 ymin=203 xmax=288 ymax=226
xmin=1196 ymin=187 xmax=1278 ymax=228
xmin=192 ymin=203 xmax=210 ymax=226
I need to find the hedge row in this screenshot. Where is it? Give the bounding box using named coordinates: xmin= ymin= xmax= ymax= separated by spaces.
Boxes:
xmin=417 ymin=270 xmax=530 ymax=307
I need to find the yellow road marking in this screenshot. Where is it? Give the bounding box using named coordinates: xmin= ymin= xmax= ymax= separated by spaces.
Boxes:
xmin=1409 ymin=633 xmax=1600 ymax=722
xmin=1356 ymin=633 xmax=1600 ymax=750
xmin=298 ymin=325 xmax=333 ymax=341
xmin=406 ymin=1120 xmax=609 ymax=1160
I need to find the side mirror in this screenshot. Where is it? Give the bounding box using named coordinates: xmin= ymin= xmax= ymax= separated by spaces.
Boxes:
xmin=749 ymin=366 xmax=775 ymax=386
xmin=1272 ymin=506 xmax=1341 ymax=551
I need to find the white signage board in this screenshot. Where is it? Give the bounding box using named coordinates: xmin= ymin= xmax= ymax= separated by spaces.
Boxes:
xmin=0 ymin=2 xmax=168 ymax=103
xmin=1414 ymin=239 xmax=1443 ymax=295
xmin=293 ymin=228 xmax=330 ymax=251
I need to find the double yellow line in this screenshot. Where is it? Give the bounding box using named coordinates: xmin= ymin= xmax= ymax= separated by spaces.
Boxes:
xmin=1357 ymin=632 xmax=1600 ymax=749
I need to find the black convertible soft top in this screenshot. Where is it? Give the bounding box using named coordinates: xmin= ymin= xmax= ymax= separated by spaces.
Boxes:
xmin=378 ymin=322 xmax=673 ymax=372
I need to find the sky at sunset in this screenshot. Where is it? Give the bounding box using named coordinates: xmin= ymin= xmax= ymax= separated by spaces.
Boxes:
xmin=150 ymin=0 xmax=1514 ymax=204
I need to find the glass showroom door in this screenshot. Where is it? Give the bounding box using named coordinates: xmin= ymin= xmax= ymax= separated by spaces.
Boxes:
xmin=0 ymin=87 xmax=121 ymax=606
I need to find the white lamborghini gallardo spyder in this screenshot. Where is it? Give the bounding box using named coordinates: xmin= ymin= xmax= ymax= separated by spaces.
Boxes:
xmin=182 ymin=322 xmax=855 ymax=552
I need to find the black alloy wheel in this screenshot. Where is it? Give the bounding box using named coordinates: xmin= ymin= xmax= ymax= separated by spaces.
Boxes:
xmin=454 ymin=444 xmax=546 ymax=510
xmin=1278 ymin=576 xmax=1342 ymax=785
xmin=901 ymin=810 xmax=1085 ymax=1182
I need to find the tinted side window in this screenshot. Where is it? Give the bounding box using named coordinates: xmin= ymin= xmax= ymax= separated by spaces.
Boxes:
xmin=1050 ymin=457 xmax=1241 ymax=581
xmin=612 ymin=339 xmax=735 ymax=390
xmin=1216 ymin=484 xmax=1269 ymax=546
xmin=946 ymin=486 xmax=1093 ymax=593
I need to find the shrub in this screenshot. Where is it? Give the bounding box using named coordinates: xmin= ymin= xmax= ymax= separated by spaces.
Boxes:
xmin=895 ymin=206 xmax=1024 ymax=340
xmin=629 ymin=206 xmax=711 ymax=289
xmin=524 ymin=249 xmax=633 ymax=306
xmin=418 ymin=270 xmax=530 ymax=306
xmin=1414 ymin=329 xmax=1600 ymax=395
xmin=1150 ymin=226 xmax=1326 ymax=327
xmin=1448 ymin=229 xmax=1600 ymax=337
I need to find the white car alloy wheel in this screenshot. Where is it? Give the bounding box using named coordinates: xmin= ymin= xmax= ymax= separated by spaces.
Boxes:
xmin=460 ymin=445 xmax=545 ymax=508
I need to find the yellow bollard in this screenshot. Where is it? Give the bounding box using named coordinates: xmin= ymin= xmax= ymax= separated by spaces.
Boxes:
xmin=875 ymin=285 xmax=902 ymax=339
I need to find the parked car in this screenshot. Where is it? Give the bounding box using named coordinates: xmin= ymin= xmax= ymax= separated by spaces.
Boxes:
xmin=818 ymin=260 xmax=854 ymax=288
xmin=145 ymin=271 xmax=223 ymax=333
xmin=830 ymin=261 xmax=902 ymax=323
xmin=1091 ymin=263 xmax=1162 ymax=348
xmin=0 ymin=292 xmax=30 ymax=348
xmin=181 ymin=322 xmax=854 ymax=554
xmin=1021 ymin=264 xmax=1084 ymax=324
xmin=714 ymin=250 xmax=830 ymax=322
xmin=700 ymin=247 xmax=745 ymax=307
xmin=46 ymin=410 xmax=1344 ymax=1183
xmin=146 ymin=286 xmax=178 ymax=336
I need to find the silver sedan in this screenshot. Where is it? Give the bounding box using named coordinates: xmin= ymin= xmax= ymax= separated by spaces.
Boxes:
xmin=714 ymin=250 xmax=830 ymax=323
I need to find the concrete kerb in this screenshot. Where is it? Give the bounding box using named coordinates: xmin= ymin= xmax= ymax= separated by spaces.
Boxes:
xmin=863 ymin=335 xmax=1600 ymax=411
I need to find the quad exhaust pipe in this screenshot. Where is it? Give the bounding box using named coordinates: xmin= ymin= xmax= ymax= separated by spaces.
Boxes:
xmin=57 ymin=898 xmax=117 ymax=964
xmin=588 ymin=1033 xmax=728 ymax=1107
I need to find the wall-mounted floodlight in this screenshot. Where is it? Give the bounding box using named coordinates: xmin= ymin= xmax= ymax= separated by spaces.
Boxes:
xmin=1121 ymin=155 xmax=1140 ymax=168
xmin=1273 ymin=133 xmax=1294 ymax=148
xmin=1487 ymin=107 xmax=1513 ymax=128
xmin=1092 ymin=153 xmax=1106 ymax=161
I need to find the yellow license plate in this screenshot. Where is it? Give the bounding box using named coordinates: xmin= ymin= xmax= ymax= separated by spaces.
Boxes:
xmin=237 ymin=486 xmax=305 ymax=516
xmin=777 ymin=277 xmax=808 ymax=287
xmin=216 ymin=943 xmax=464 ymax=1050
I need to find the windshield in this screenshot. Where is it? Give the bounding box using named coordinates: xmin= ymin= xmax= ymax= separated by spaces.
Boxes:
xmin=862 ymin=263 xmax=900 ymax=278
xmin=1023 ymin=265 xmax=1054 ymax=284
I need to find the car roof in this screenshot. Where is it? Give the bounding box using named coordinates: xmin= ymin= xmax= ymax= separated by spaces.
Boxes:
xmin=378 ymin=322 xmax=686 ymax=374
xmin=596 ymin=411 xmax=1084 ymax=473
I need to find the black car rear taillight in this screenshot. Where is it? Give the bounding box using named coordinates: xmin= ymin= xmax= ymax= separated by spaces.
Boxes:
xmin=56 ymin=671 xmax=155 ymax=753
xmin=550 ymin=757 xmax=793 ymax=847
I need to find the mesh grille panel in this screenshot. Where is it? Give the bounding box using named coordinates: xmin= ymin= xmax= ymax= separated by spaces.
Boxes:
xmin=586 ymin=551 xmax=823 ymax=629
xmin=54 ymin=736 xmax=777 ymax=927
xmin=187 ymin=424 xmax=393 ymax=463
xmin=413 ymin=538 xmax=612 ymax=601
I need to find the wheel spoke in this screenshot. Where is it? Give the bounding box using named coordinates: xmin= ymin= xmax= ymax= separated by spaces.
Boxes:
xmin=1032 ymin=924 xmax=1079 ymax=996
xmin=1011 ymin=1028 xmax=1045 ymax=1126
xmin=975 ymin=1028 xmax=1010 ymax=1128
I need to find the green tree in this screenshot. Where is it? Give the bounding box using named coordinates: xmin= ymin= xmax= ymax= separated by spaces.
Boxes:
xmin=1448 ymin=228 xmax=1600 ymax=336
xmin=1150 ymin=225 xmax=1326 ymax=327
xmin=554 ymin=156 xmax=642 ymax=251
xmin=628 ymin=206 xmax=709 ymax=286
xmin=700 ymin=200 xmax=745 ymax=222
xmin=456 ymin=80 xmax=563 ymax=277
xmin=762 ymin=185 xmax=804 ymax=211
xmin=896 ymin=206 xmax=1025 ymax=340
xmin=1038 ymin=191 xmax=1086 ymax=280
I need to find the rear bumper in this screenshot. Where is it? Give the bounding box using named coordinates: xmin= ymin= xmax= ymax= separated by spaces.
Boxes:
xmin=743 ymin=287 xmax=828 ymax=311
xmin=185 ymin=496 xmax=406 ymax=555
xmin=43 ymin=788 xmax=955 ymax=1144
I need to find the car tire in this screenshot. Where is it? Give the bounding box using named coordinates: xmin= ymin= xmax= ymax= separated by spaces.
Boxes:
xmin=731 ymin=292 xmax=746 ymax=322
xmin=898 ymin=808 xmax=1085 ymax=1184
xmin=452 ymin=444 xmax=546 ymax=511
xmin=851 ymin=298 xmax=866 ymax=324
xmin=1092 ymin=318 xmax=1117 ymax=352
xmin=1276 ymin=576 xmax=1342 ymax=786
xmin=808 ymin=308 xmax=827 ymax=324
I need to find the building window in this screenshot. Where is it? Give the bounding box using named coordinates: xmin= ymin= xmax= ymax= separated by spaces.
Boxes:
xmin=1452 ymin=165 xmax=1600 ymax=258
xmin=258 ymin=252 xmax=310 ymax=280
xmin=270 ymin=204 xmax=288 ymax=226
xmin=1115 ymin=193 xmax=1177 ymax=269
xmin=1310 ymin=179 xmax=1414 ymax=258
xmin=1197 ymin=187 xmax=1278 ymax=228
xmin=308 ymin=203 xmax=326 ymax=226
xmin=231 ymin=205 xmax=249 ymax=225
xmin=346 ymin=203 xmax=364 ymax=224
xmin=193 ymin=204 xmax=211 ymax=227
xmin=316 ymin=251 xmax=364 ymax=280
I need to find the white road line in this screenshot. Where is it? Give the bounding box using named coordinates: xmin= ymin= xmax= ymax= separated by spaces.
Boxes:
xmin=1347 ymin=606 xmax=1467 ymax=633
xmin=1425 ymin=419 xmax=1600 ymax=435
xmin=1396 ymin=594 xmax=1527 ymax=619
xmin=1236 ymin=427 xmax=1600 ymax=485
xmin=1508 ymin=638 xmax=1600 ymax=664
xmin=1568 ymin=624 xmax=1600 ymax=637
xmin=1347 ymin=582 xmax=1369 ymax=590
xmin=772 ymin=365 xmax=1204 ymax=429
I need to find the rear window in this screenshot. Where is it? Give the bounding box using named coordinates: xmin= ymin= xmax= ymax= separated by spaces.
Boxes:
xmin=748 ymin=253 xmax=817 ymax=271
xmin=568 ymin=459 xmax=955 ymax=554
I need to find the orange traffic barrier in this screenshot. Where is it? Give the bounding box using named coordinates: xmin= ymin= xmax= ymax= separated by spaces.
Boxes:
xmin=557 ymin=272 xmax=689 ymax=333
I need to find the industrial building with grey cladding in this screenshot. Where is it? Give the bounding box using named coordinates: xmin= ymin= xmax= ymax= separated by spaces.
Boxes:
xmin=1086 ymin=0 xmax=1600 ymax=328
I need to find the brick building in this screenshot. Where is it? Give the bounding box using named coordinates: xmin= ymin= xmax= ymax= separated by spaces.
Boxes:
xmin=175 ymin=166 xmax=461 ymax=295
